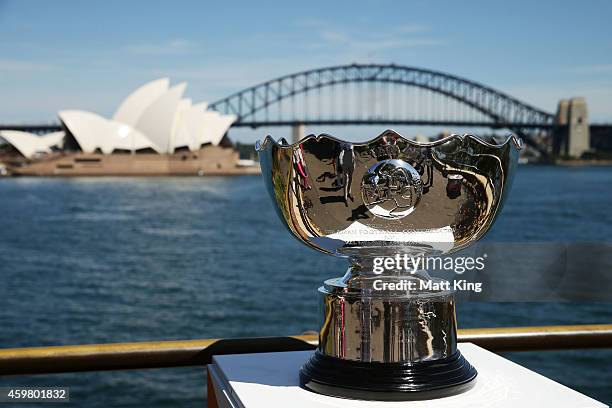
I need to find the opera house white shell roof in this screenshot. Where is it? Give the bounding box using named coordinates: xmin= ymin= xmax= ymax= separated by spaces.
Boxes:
xmin=0 ymin=79 xmax=236 ymax=158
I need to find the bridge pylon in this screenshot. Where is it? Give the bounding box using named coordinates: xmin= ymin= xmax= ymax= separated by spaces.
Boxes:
xmin=292 ymin=123 xmax=305 ymax=144
xmin=553 ymin=98 xmax=590 ymax=158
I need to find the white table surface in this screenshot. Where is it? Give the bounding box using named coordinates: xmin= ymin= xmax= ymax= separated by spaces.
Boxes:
xmin=209 ymin=343 xmax=608 ymax=408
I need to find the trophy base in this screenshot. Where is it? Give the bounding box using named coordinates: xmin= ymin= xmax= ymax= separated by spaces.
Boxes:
xmin=300 ymin=350 xmax=477 ymax=401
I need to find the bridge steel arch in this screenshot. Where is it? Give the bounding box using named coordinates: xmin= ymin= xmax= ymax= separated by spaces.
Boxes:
xmin=209 ymin=63 xmax=555 ymax=151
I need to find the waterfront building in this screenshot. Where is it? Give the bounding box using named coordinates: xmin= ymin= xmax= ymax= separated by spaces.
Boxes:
xmin=0 ymin=79 xmax=257 ymax=176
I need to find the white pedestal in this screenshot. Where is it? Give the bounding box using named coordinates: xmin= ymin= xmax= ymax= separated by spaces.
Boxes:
xmin=207 ymin=343 xmax=607 ymax=408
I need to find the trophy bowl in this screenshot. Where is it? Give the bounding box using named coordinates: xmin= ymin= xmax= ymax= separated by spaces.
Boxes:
xmin=256 ymin=130 xmax=522 ymax=400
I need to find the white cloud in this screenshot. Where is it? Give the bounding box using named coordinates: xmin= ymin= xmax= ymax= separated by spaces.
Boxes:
xmin=146 ymin=57 xmax=326 ymax=97
xmin=0 ymin=58 xmax=59 ymax=72
xmin=293 ymin=18 xmax=327 ymax=28
xmin=122 ymin=39 xmax=196 ymax=56
xmin=569 ymin=64 xmax=612 ymax=75
xmin=503 ymin=83 xmax=612 ymax=122
xmin=395 ymin=24 xmax=430 ymax=34
xmin=293 ymin=18 xmax=442 ymax=59
xmin=302 ymin=21 xmax=443 ymax=61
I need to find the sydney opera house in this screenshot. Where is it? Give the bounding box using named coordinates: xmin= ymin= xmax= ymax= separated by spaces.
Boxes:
xmin=0 ymin=79 xmax=257 ymax=176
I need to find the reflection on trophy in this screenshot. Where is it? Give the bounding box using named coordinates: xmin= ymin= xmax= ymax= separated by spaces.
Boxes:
xmin=256 ymin=130 xmax=522 ymax=400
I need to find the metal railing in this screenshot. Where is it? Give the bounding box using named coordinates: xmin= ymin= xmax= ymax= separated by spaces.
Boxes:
xmin=0 ymin=324 xmax=610 ymax=376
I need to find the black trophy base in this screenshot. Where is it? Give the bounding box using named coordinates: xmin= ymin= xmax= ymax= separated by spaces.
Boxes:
xmin=299 ymin=350 xmax=477 ymax=401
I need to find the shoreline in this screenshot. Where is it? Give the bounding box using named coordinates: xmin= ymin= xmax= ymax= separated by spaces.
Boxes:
xmin=1 ymin=168 xmax=261 ymax=177
xmin=553 ymin=159 xmax=612 ymax=167
xmin=519 ymin=159 xmax=612 ymax=167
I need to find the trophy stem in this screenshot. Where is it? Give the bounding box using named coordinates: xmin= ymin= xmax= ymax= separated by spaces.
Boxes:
xmin=300 ymin=274 xmax=477 ymax=400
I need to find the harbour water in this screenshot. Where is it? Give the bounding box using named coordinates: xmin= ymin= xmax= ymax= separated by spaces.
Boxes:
xmin=0 ymin=165 xmax=611 ymax=406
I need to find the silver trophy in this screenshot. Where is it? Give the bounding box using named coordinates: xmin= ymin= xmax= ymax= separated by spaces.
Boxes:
xmin=256 ymin=130 xmax=522 ymax=400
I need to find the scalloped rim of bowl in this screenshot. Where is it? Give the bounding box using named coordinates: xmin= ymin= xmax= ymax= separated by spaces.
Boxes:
xmin=255 ymin=129 xmax=523 ymax=152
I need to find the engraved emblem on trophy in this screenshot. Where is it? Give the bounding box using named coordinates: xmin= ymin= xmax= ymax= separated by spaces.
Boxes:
xmin=256 ymin=130 xmax=522 ymax=400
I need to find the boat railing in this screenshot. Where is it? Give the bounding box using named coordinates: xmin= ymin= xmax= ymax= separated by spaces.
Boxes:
xmin=0 ymin=324 xmax=610 ymax=376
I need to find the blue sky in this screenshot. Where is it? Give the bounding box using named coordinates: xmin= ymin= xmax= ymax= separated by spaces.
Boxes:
xmin=1 ymin=0 xmax=611 ymax=142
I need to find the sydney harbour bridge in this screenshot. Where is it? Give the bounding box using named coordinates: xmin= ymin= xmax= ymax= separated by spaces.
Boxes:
xmin=4 ymin=63 xmax=610 ymax=156
xmin=210 ymin=63 xmax=555 ymax=152
xmin=209 ymin=63 xmax=611 ymax=156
